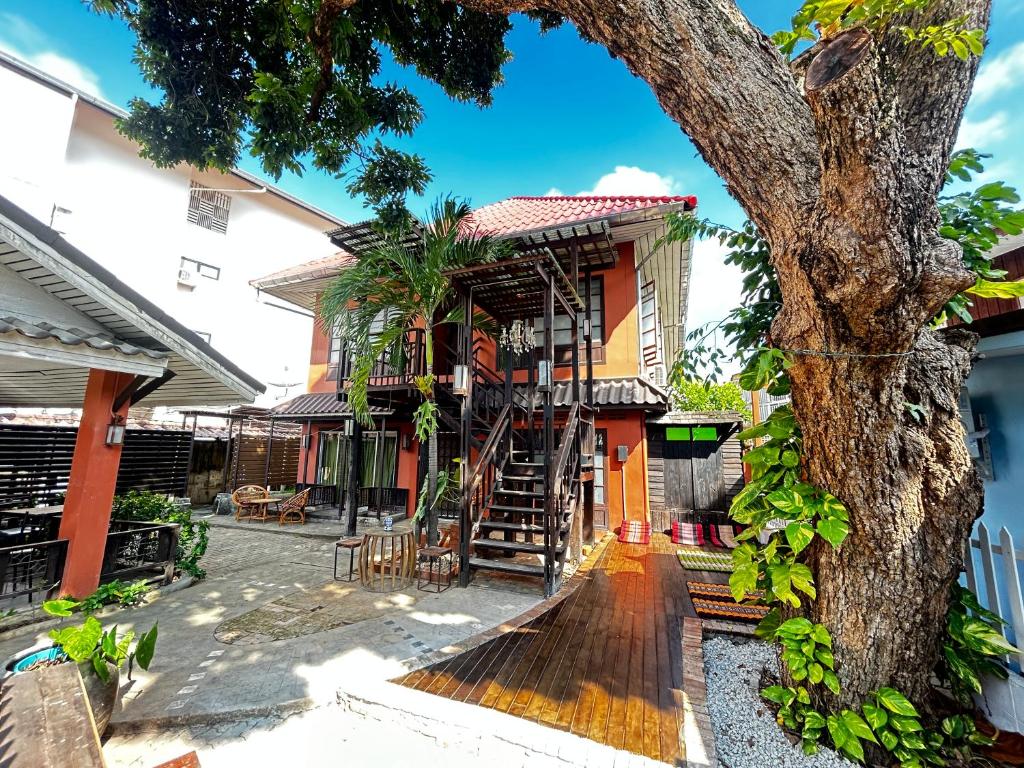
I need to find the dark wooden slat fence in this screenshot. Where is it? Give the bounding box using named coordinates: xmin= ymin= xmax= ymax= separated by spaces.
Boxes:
xmin=0 ymin=424 xmax=192 ymax=511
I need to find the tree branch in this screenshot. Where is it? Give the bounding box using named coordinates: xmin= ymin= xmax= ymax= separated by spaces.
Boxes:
xmin=454 ymin=0 xmax=820 ymax=238
xmin=307 ymin=0 xmax=360 ymax=121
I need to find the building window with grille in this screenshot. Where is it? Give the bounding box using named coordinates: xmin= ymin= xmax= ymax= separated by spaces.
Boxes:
xmin=179 ymin=257 xmax=221 ymax=281
xmin=533 ymin=274 xmax=605 ymax=364
xmin=327 ymin=323 xmax=344 ymax=381
xmin=187 ymin=182 xmax=231 ymax=234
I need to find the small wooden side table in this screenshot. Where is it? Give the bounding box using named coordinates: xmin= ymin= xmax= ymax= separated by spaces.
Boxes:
xmin=417 ymin=546 xmax=454 ymax=593
xmin=359 ymin=528 xmax=416 ymax=592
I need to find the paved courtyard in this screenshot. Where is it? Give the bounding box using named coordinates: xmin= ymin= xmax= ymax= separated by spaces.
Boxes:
xmin=0 ymin=523 xmax=548 ymax=765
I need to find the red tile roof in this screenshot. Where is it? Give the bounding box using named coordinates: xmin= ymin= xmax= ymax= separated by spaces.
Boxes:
xmin=464 ymin=195 xmax=697 ymax=237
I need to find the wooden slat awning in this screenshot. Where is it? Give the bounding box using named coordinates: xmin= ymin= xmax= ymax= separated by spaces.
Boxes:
xmin=516 ymin=220 xmax=617 ymax=269
xmin=444 ymin=251 xmax=585 ymax=321
xmin=326 ymin=220 xmax=422 ymax=257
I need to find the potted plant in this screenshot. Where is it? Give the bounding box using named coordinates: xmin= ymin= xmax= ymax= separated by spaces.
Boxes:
xmin=3 ymin=599 xmax=157 ymax=733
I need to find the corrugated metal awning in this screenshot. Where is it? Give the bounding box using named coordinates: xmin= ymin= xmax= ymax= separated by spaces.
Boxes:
xmin=270 ymin=392 xmax=393 ymax=420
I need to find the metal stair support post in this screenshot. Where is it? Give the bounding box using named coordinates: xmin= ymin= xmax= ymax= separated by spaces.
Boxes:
xmin=459 ymin=288 xmax=474 ymax=587
xmin=543 ymin=270 xmax=556 ymax=597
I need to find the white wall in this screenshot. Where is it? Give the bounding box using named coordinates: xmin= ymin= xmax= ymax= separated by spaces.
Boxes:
xmin=0 ymin=65 xmax=340 ymax=406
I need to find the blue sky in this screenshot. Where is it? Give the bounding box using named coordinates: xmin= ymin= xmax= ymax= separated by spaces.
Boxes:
xmin=1 ymin=0 xmax=1023 ymax=343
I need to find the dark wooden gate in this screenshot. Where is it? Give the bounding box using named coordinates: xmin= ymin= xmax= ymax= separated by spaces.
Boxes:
xmin=647 ymin=418 xmax=744 ymax=531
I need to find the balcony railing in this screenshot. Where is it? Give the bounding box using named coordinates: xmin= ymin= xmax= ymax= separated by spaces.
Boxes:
xmin=101 ymin=520 xmax=180 ymax=584
xmin=358 ymin=486 xmax=409 ymax=520
xmin=0 ymin=538 xmax=68 ymax=603
xmin=336 ymin=328 xmax=427 ymax=389
xmin=296 ymin=483 xmax=338 ymax=507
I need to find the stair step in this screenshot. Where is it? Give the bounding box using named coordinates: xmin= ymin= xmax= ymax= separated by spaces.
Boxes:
xmin=474 ymin=539 xmax=564 ymax=555
xmin=501 ymin=473 xmax=543 ymax=482
xmin=511 ymin=460 xmax=545 ymax=468
xmin=469 ymin=557 xmax=546 ymax=577
xmin=479 ymin=520 xmax=568 ymax=534
xmin=495 ymin=488 xmax=544 ymax=498
xmin=488 ymin=504 xmax=543 ymax=515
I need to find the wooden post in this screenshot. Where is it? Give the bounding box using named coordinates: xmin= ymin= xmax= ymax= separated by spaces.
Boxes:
xmin=232 ymin=413 xmax=244 ymax=489
xmin=459 ymin=289 xmax=474 ymax=586
xmin=182 ymin=414 xmax=197 ymax=498
xmin=584 ymin=269 xmax=595 ymax=412
xmin=543 ymin=273 xmax=555 ymax=597
xmin=345 ymin=420 xmax=363 ymax=537
xmin=302 ymin=420 xmax=313 ymax=485
xmin=58 ymin=368 xmax=134 ymax=598
xmin=222 ymin=414 xmax=235 ymax=493
xmin=262 ymin=418 xmax=275 ymax=488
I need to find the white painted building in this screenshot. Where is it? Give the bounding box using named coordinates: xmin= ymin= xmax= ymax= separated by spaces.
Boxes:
xmin=0 ymin=50 xmax=345 ymax=406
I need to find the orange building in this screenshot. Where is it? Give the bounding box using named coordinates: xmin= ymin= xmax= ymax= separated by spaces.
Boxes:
xmin=252 ymin=196 xmax=697 ymax=594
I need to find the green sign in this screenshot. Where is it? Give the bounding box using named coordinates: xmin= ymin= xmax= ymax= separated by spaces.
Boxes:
xmin=692 ymin=426 xmax=717 ymax=442
xmin=666 ymin=427 xmax=690 ymax=441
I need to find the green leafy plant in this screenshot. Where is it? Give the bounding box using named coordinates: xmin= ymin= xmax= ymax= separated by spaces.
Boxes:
xmin=78 ymin=579 xmax=151 ymax=613
xmin=939 ymin=584 xmax=1019 ymax=705
xmin=112 ymin=491 xmax=210 ymax=579
xmin=668 ymin=377 xmax=751 ymax=419
xmin=762 ymin=684 xmax=829 ymax=755
xmin=772 ymin=0 xmax=984 ymax=61
xmin=42 ymin=600 xmax=157 ymax=682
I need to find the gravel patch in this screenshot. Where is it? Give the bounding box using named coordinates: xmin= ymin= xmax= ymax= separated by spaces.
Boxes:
xmin=703 ymin=635 xmax=855 ymax=768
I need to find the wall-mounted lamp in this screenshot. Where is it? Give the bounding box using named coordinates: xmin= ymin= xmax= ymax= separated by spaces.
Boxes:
xmin=538 ymin=359 xmax=552 ymax=391
xmin=105 ymin=416 xmax=126 ymax=446
xmin=402 ymin=433 xmax=413 ymax=451
xmin=453 ymin=364 xmax=470 ymax=397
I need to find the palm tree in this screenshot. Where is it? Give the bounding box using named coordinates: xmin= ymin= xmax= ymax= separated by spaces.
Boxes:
xmin=319 ymin=198 xmax=508 ymax=545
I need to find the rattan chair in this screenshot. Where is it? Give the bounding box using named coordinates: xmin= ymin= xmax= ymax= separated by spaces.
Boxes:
xmin=275 ymin=488 xmax=311 ymax=526
xmin=231 ymin=485 xmax=269 ymax=522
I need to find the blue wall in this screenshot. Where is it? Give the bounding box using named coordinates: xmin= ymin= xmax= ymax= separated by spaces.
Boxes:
xmin=969 ymin=332 xmax=1024 ymax=539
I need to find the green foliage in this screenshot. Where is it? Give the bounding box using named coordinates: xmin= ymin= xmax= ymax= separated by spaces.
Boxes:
xmin=772 ymin=0 xmax=984 ymax=61
xmin=42 ymin=600 xmax=158 ymax=682
xmin=78 ymin=579 xmax=151 ymax=614
xmin=112 ymin=491 xmax=210 ymax=579
xmin=319 ymin=197 xmax=509 ymax=432
xmin=762 ymin=684 xmax=828 ymax=755
xmin=939 ymin=584 xmax=1018 ymax=704
xmin=415 ymin=462 xmax=459 ymax=521
xmin=668 ymin=377 xmax=750 ymax=418
xmin=87 ymin=0 xmax=527 ymax=223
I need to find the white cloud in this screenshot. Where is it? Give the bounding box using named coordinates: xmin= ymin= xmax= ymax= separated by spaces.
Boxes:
xmin=543 ymin=187 xmax=564 ymax=196
xmin=971 ymin=41 xmax=1024 ymax=106
xmin=0 ymin=14 xmax=104 ymax=98
xmin=956 ymin=111 xmax=1009 ymax=151
xmin=578 ymin=165 xmax=680 ymax=196
xmin=685 ymin=237 xmax=746 ymax=378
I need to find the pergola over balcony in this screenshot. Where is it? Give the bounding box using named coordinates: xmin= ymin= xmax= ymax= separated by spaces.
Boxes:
xmin=0 ymin=193 xmax=263 ymax=598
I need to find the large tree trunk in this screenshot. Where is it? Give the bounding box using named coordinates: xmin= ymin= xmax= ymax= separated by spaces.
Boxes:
xmin=785 ymin=328 xmax=982 ymax=706
xmin=451 ymin=0 xmax=991 ymax=707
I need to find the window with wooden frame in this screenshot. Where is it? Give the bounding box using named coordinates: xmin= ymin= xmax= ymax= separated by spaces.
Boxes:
xmin=639 ymin=279 xmax=663 ymax=369
xmin=327 ymin=322 xmax=345 ymax=381
xmin=187 ymin=182 xmax=232 ymax=234
xmin=533 ymin=274 xmax=606 ymax=365
xmin=180 ymin=257 xmax=221 ymax=281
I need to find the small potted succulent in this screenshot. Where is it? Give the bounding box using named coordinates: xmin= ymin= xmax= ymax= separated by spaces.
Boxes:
xmin=3 ymin=599 xmax=157 ymax=733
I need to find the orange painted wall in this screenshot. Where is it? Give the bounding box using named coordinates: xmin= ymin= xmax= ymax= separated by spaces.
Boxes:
xmin=598 ymin=411 xmax=650 ymax=532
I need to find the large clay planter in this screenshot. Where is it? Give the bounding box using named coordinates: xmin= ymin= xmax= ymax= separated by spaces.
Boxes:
xmin=3 ymin=645 xmax=121 ymax=734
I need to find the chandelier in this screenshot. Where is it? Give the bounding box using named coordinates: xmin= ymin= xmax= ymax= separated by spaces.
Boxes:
xmin=500 ymin=319 xmax=534 ymax=354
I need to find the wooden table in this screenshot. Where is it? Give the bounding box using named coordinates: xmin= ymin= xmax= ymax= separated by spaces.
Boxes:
xmin=242 ymin=497 xmax=276 ymax=523
xmin=0 ymin=662 xmax=106 ymax=767
xmin=359 ymin=528 xmax=417 ymax=592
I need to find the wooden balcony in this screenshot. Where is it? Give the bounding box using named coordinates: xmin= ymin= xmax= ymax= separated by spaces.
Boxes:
xmin=335 ymin=328 xmax=428 ymax=391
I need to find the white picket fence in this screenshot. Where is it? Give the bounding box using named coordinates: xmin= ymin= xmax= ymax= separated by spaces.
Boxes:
xmin=964 ymin=522 xmax=1024 ymax=672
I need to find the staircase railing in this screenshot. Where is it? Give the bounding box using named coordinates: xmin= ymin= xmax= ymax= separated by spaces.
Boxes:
xmin=461 ymin=404 xmax=513 ymax=576
xmin=545 ymin=402 xmax=581 ymax=591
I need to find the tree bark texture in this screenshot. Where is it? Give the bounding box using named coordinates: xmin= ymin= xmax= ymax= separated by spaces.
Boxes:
xmin=445 ymin=0 xmax=992 ymax=707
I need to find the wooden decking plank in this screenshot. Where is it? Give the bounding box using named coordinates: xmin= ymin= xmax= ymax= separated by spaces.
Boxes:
xmin=511 ymin=573 xmax=595 ymax=718
xmin=394 ymin=533 xmax=698 ymax=765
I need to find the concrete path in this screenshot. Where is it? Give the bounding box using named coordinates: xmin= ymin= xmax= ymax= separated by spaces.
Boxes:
xmin=0 ymin=524 xmax=542 ymax=759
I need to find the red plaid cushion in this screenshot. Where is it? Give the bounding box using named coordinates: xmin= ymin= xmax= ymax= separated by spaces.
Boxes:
xmin=708 ymin=524 xmax=739 ymax=548
xmin=619 ymin=519 xmax=651 ymax=544
xmin=671 ymin=521 xmax=704 ymax=546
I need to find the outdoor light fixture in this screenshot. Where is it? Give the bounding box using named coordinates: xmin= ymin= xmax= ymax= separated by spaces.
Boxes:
xmin=538 ymin=359 xmax=552 ymax=391
xmin=499 ymin=319 xmax=535 ymax=354
xmin=402 ymin=433 xmax=413 ymax=451
xmin=453 ymin=364 xmax=470 ymax=396
xmin=105 ymin=416 xmax=126 ymax=446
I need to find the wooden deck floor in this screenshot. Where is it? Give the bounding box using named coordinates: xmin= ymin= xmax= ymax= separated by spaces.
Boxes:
xmin=396 ymin=533 xmax=724 ymax=765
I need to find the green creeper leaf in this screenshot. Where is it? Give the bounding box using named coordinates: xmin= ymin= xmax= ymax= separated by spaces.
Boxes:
xmin=134 ymin=623 xmax=158 ymax=670
xmin=862 ymin=702 xmax=888 ymax=730
xmin=878 ymin=727 xmax=899 ymax=751
xmin=816 ymin=517 xmax=850 ymax=548
xmin=785 ymin=522 xmax=815 ymax=554
xmin=761 ymin=685 xmax=789 ymax=704
xmin=876 ymin=688 xmax=919 ymax=718
xmin=795 ymin=686 xmax=811 ymax=705
xmin=841 ymin=710 xmax=878 ymax=744
xmin=767 ymin=563 xmax=800 ymax=607
xmin=827 ymin=714 xmax=850 ymax=749
xmin=59 ymin=616 xmax=104 ymax=664
xmin=820 ymin=493 xmax=848 ymax=521
xmin=42 ymin=599 xmax=79 ymax=617
xmin=840 ymin=736 xmax=865 ymax=763
xmin=808 ymin=662 xmax=824 ymax=684
xmin=754 ymin=609 xmax=782 ymax=640
xmin=766 ymin=487 xmax=804 ymax=514
xmin=900 ymin=731 xmax=927 ymax=751
xmin=803 ymin=710 xmax=826 ymax=729
xmin=789 ymin=562 xmax=816 ymax=599
xmin=91 ymin=653 xmax=109 ymax=682
xmin=811 ymin=624 xmax=832 ymax=647
xmin=781 ymin=449 xmax=800 ymax=468
xmin=823 ymin=670 xmax=841 ymax=694
xmin=889 ymin=715 xmax=923 ymax=733
xmin=814 ymin=647 xmax=835 ymax=670
xmin=101 ymin=627 xmax=117 ymax=659
xmin=776 ymin=617 xmax=813 ymax=637
xmin=730 ymin=562 xmax=759 ymax=604
xmin=967 ymin=278 xmax=1024 ymax=299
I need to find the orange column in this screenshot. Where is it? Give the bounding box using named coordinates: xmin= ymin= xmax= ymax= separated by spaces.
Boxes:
xmin=58 ymin=368 xmax=134 ymax=598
